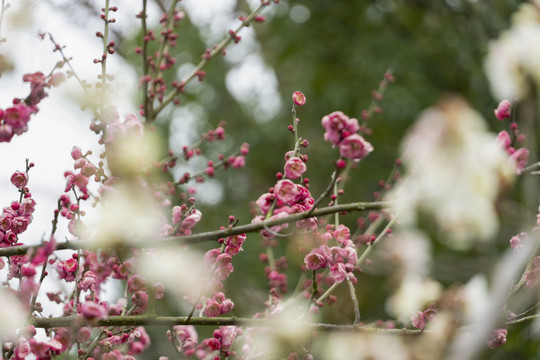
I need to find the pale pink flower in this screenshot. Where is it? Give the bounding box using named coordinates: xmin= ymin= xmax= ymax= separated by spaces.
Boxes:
xmin=274 ymin=179 xmax=298 ymax=203
xmin=79 ymin=271 xmax=98 ymax=291
xmin=284 ymin=156 xmax=307 ymax=179
xmin=204 ymin=300 xmax=221 ymax=317
xmin=338 ymin=134 xmax=373 ymax=161
xmin=333 ymin=224 xmax=351 ymax=246
xmin=171 ymin=326 xmax=198 ymax=355
xmin=10 ymin=216 xmax=29 ymax=234
xmin=220 ymin=326 xmax=239 ymax=350
xmin=172 ymin=206 xmax=183 ymax=225
xmin=322 ymin=111 xmax=349 ymax=145
xmin=305 ymin=252 xmax=327 ymax=270
xmin=10 ymin=171 xmax=28 ymax=189
xmin=220 ymin=298 xmax=234 ymax=314
xmin=330 ymin=263 xmax=347 ymax=282
xmin=225 ymin=234 xmax=246 ymax=255
xmin=71 ymin=146 xmax=83 ymax=160
xmin=15 ymin=337 xmax=30 ymax=358
xmin=4 ymin=104 xmax=31 ymax=135
xmin=256 ymin=193 xmax=274 ymax=215
xmin=81 ymin=301 xmax=106 ymax=320
xmin=127 ymin=274 xmax=147 ymax=293
xmin=304 ymin=245 xmax=331 ymax=270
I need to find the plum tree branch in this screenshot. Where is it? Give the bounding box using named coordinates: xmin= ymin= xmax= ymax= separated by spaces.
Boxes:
xmin=30 ymin=314 xmax=422 ymax=335
xmin=0 ymin=201 xmax=388 ymax=257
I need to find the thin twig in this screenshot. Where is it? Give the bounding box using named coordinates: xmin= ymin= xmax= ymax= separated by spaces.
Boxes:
xmin=347 ymin=277 xmax=361 ymax=324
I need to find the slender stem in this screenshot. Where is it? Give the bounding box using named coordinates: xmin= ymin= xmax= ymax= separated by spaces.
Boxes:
xmin=301 ymin=269 xmax=318 ymax=317
xmin=347 ymin=277 xmax=360 ymax=324
xmin=141 ymin=0 xmax=150 ymax=119
xmin=151 ymin=0 xmax=179 ymax=88
xmin=333 ymin=181 xmax=340 ymax=227
xmin=316 ymin=281 xmax=340 ymax=304
xmin=355 ymin=215 xmax=397 ymax=268
xmin=266 ymin=247 xmax=276 ymax=272
xmin=520 ymin=161 xmax=540 ymax=176
xmin=100 ymin=0 xmax=111 ymax=91
xmin=310 ymin=170 xmax=339 ymax=211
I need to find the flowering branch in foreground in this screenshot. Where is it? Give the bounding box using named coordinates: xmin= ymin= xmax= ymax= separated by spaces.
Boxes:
xmin=0 ymin=200 xmax=388 ymax=257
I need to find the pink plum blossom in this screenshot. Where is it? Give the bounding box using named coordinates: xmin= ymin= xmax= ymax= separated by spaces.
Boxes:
xmin=81 ymin=301 xmax=106 ymax=320
xmin=330 ymin=263 xmax=347 ymax=282
xmin=510 ymin=147 xmax=529 ymax=174
xmin=4 ymin=104 xmax=32 ymax=135
xmin=292 ymin=91 xmax=306 ymax=106
xmin=274 ymin=179 xmax=298 ymax=203
xmin=256 ymin=193 xmax=274 ymax=215
xmin=494 ymin=100 xmax=511 ymax=121
xmin=304 ymin=245 xmax=331 ymax=270
xmin=10 ymin=171 xmax=28 ymax=189
xmin=487 ymin=328 xmax=507 ymax=349
xmin=284 ymin=156 xmax=307 ymax=179
xmin=338 ymin=134 xmax=373 ymax=161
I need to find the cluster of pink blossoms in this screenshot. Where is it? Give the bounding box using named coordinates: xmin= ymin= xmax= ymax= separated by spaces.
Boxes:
xmin=494 ymin=100 xmax=529 ymax=174
xmin=304 ymin=224 xmax=358 ymax=283
xmin=200 ymin=234 xmax=247 ymax=315
xmin=0 ymin=71 xmax=64 ymax=142
xmin=321 ymin=111 xmax=373 ymax=161
xmin=253 ymin=151 xmax=315 ymax=239
xmin=166 ymin=325 xmax=241 ymax=359
xmin=1 ymin=170 xmax=36 ymax=247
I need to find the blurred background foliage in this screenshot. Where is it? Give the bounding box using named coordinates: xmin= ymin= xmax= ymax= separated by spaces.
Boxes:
xmin=58 ymin=0 xmax=540 ymax=358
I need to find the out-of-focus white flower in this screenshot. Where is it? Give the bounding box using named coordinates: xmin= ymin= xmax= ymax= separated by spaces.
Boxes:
xmin=485 ymin=3 xmax=540 ymax=100
xmin=242 ymin=305 xmax=312 ymax=359
xmin=462 ymin=275 xmax=490 ymax=325
xmin=385 ymin=274 xmax=443 ymax=320
xmin=381 ymin=229 xmax=432 ymax=278
xmin=85 ymin=182 xmax=164 ymax=248
xmin=387 ymin=97 xmax=514 ymax=249
xmin=105 ymin=115 xmax=162 ymax=177
xmin=137 ymin=246 xmax=207 ymax=302
xmin=315 ymin=332 xmax=410 ymax=360
xmin=0 ymin=287 xmax=27 ymax=340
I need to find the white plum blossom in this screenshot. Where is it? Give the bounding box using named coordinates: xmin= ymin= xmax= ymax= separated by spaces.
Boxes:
xmin=387 ymin=97 xmax=515 ymax=249
xmin=484 ymin=2 xmax=540 ymax=100
xmin=0 ymin=287 xmax=27 ymax=340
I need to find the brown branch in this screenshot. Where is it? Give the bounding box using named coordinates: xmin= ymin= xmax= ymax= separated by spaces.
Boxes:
xmin=0 ymin=201 xmax=388 ymax=257
xmin=30 ymin=314 xmax=422 ymax=335
xmin=172 ymin=201 xmax=388 ymax=244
